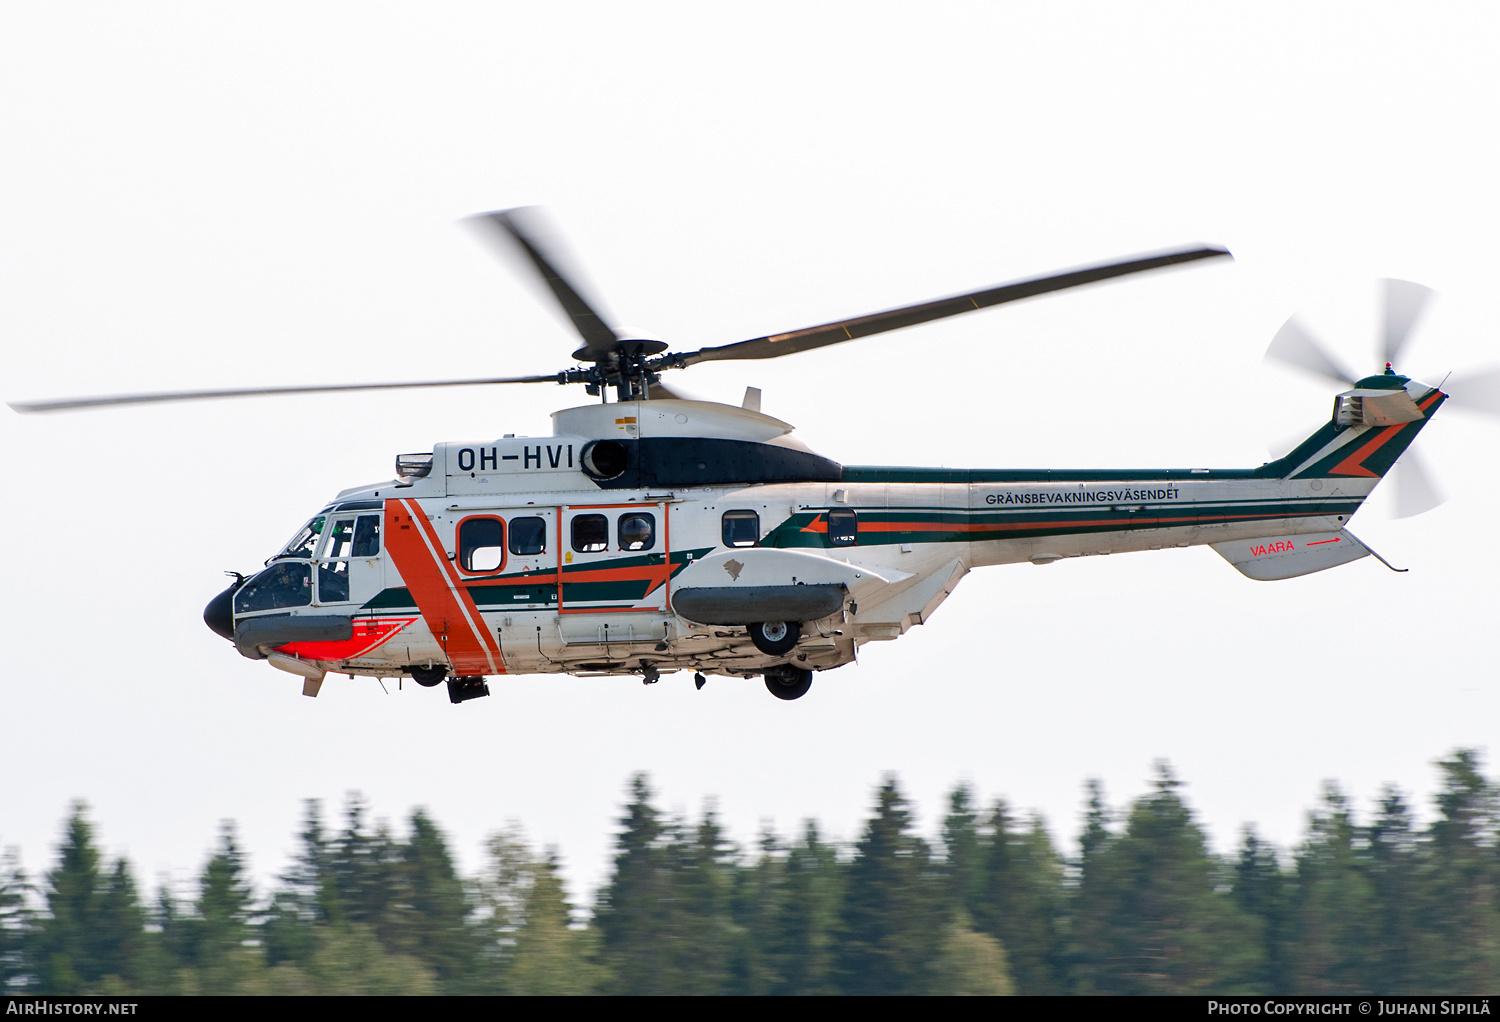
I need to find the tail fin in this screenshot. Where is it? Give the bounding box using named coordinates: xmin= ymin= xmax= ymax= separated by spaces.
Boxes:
xmin=1216 ymin=378 xmax=1444 ymax=581
xmin=1257 ymin=378 xmax=1445 ymax=482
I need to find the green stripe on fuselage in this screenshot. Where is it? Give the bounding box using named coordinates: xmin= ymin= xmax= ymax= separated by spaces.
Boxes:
xmin=762 ymin=500 xmax=1354 ymax=549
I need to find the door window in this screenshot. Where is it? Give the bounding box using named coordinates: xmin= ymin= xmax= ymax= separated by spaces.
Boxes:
xmin=459 ymin=517 xmax=506 ymax=573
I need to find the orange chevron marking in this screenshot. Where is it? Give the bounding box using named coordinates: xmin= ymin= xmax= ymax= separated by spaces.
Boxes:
xmin=1329 ymin=424 xmax=1402 ymax=477
xmin=1327 ymin=390 xmax=1439 ymax=477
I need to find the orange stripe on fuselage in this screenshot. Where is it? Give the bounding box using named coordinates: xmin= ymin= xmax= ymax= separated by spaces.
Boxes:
xmin=384 ymin=499 xmax=503 ymax=675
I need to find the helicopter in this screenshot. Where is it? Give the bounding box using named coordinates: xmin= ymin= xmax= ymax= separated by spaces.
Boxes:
xmin=9 ymin=209 xmax=1451 ymax=704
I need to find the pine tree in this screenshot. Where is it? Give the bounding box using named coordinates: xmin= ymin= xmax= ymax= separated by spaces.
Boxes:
xmin=328 ymin=794 xmax=404 ymax=937
xmin=1417 ymin=750 xmax=1500 ymax=992
xmin=1071 ymin=764 xmax=1261 ymax=994
xmin=0 ymin=847 xmax=31 ymax=992
xmin=398 ymin=809 xmax=476 ymax=991
xmin=265 ymin=797 xmax=334 ymax=966
xmin=180 ymin=822 xmax=260 ymax=993
xmin=1232 ymin=826 xmax=1293 ymax=993
xmin=1366 ymin=788 xmax=1420 ymax=993
xmin=666 ymin=803 xmax=741 ymax=994
xmin=505 ymin=851 xmax=607 ymax=995
xmin=594 ymin=773 xmax=675 ymax=994
xmin=943 ymin=785 xmax=985 ymax=917
xmin=1291 ymin=783 xmax=1380 ymax=994
xmin=835 ymin=777 xmax=950 ymax=994
xmin=34 ymin=806 xmax=147 ymax=993
xmin=767 ymin=821 xmax=841 ymax=995
xmin=724 ymin=827 xmax=782 ymax=995
xmin=976 ymin=803 xmax=1066 ymax=994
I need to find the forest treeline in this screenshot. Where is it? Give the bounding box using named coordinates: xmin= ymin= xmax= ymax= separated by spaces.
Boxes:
xmin=1 ymin=750 xmax=1497 ymax=995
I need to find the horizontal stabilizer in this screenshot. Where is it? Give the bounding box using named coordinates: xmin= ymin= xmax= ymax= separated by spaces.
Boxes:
xmin=1211 ymin=529 xmax=1369 ymax=581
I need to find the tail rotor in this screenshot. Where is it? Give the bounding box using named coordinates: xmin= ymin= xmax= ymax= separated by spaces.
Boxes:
xmin=1262 ymin=278 xmax=1483 ymax=519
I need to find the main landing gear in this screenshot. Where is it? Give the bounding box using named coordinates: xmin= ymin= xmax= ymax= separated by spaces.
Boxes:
xmin=764 ymin=665 xmax=813 ymax=701
xmin=749 ymin=621 xmax=800 ymax=656
xmin=408 ymin=664 xmax=448 ymax=688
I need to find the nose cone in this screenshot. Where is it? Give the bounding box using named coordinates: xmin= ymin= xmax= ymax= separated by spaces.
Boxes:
xmin=204 ymin=584 xmax=236 ymax=640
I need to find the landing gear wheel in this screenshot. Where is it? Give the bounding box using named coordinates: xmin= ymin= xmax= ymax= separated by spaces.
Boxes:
xmin=408 ymin=664 xmax=448 ymax=688
xmin=764 ymin=666 xmax=813 ymax=701
xmin=408 ymin=660 xmax=447 ymax=684
xmin=749 ymin=621 xmax=800 ymax=657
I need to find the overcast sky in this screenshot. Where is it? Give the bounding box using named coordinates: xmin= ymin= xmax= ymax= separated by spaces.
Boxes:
xmin=3 ymin=3 xmax=1498 ymax=904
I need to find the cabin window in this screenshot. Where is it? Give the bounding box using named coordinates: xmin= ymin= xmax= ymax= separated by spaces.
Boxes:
xmin=572 ymin=514 xmax=609 ymax=553
xmin=234 ymin=562 xmax=312 ymax=613
xmin=827 ymin=509 xmax=858 ymax=547
xmin=619 ymin=512 xmax=656 ymax=552
xmin=722 ymin=510 xmax=760 ymax=548
xmin=509 ymin=516 xmax=547 ymax=556
xmin=459 ymin=517 xmax=506 ymax=573
xmin=352 ymin=515 xmax=381 ymax=557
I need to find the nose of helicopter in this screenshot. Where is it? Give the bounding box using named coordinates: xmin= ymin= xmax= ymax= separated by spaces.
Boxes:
xmin=204 ymin=584 xmax=235 ymax=640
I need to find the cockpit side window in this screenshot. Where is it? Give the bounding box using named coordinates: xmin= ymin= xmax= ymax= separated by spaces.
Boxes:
xmin=276 ymin=516 xmax=326 ymax=560
xmin=352 ymin=515 xmax=381 ymax=557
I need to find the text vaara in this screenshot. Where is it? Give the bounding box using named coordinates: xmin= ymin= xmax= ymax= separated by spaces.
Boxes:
xmin=985 ymin=487 xmax=1181 ymax=506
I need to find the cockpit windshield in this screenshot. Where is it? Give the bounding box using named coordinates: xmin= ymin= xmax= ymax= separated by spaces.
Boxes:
xmin=272 ymin=516 xmax=326 ymax=561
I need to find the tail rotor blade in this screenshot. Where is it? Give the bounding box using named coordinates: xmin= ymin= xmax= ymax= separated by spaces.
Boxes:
xmin=1264 ymin=316 xmax=1358 ymax=387
xmin=1440 ymin=366 xmax=1500 ymax=418
xmin=1390 ymin=448 xmax=1446 ymax=519
xmin=1381 ymin=279 xmax=1434 ymax=368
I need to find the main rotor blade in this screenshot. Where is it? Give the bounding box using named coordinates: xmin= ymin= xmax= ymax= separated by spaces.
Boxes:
xmin=673 ymin=245 xmax=1232 ymax=366
xmin=1382 ymin=278 xmax=1434 ymax=368
xmin=1391 ymin=449 xmax=1446 ymax=519
xmin=646 ymin=378 xmax=690 ymax=401
xmin=468 ymin=208 xmax=621 ymax=359
xmin=9 ymin=373 xmax=561 ymax=413
xmin=1264 ymin=316 xmax=1359 ymax=387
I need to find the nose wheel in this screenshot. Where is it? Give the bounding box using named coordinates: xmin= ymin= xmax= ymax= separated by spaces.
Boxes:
xmin=764 ymin=665 xmax=812 ymax=701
